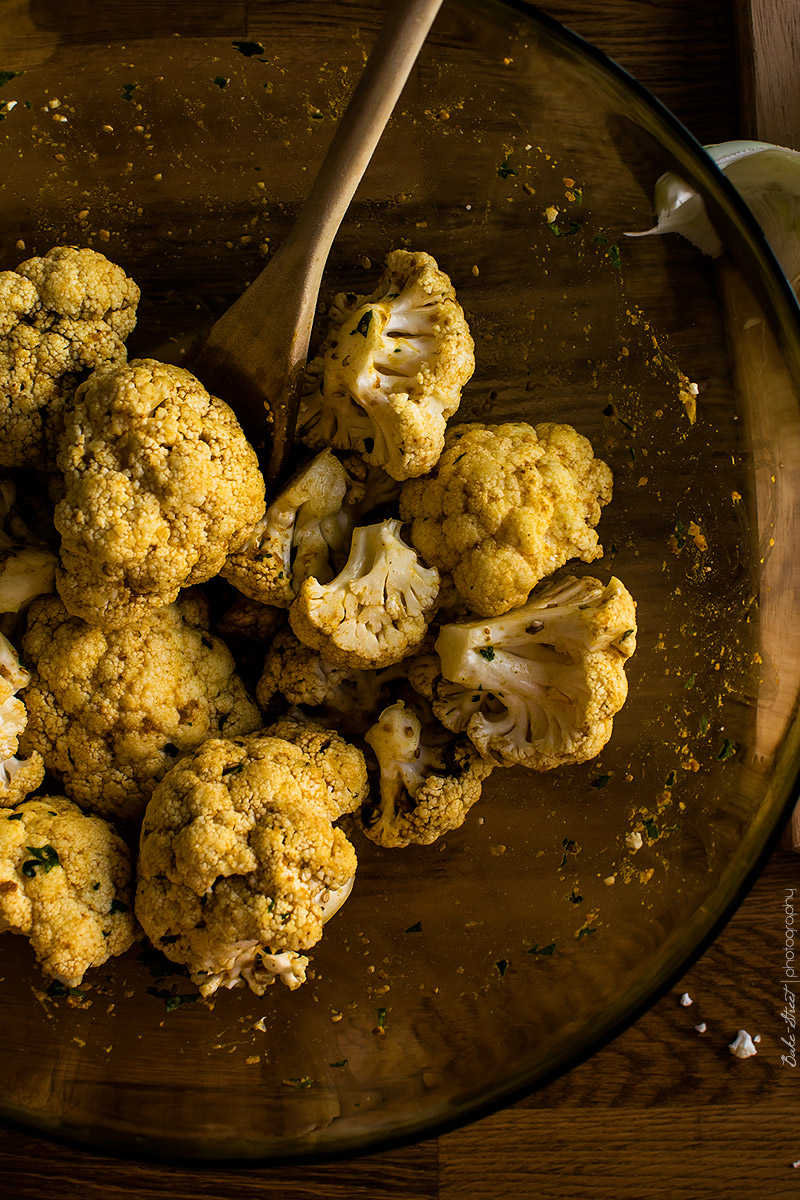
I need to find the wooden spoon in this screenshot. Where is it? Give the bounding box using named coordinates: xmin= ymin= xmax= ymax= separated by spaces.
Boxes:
xmin=191 ymin=0 xmax=443 ymax=489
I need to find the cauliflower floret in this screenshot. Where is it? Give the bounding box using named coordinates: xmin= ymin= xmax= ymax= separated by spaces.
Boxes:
xmin=298 ymin=250 xmax=475 ymax=481
xmin=357 ymin=700 xmax=493 ymax=848
xmin=257 ymin=625 xmax=407 ymax=732
xmin=0 ymin=478 xmax=57 ymax=615
xmin=221 ymin=448 xmax=353 ymax=609
xmin=400 ymin=421 xmax=613 ymax=617
xmin=0 ymin=246 xmax=140 ymax=469
xmin=213 ymin=595 xmax=286 ymax=660
xmin=19 ymin=592 xmax=261 ymax=822
xmin=263 ymin=714 xmax=369 ymax=819
xmin=289 ymin=518 xmax=440 ymax=670
xmin=54 ymin=358 xmax=265 ymax=627
xmin=0 ymin=794 xmax=136 ymax=987
xmin=0 ymin=629 xmax=45 ymax=808
xmin=433 ymin=575 xmax=637 ymax=769
xmin=135 ymin=732 xmax=363 ymax=995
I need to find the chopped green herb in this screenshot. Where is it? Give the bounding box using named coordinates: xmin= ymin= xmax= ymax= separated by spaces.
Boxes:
xmin=619 ymin=629 xmax=635 ymax=642
xmin=478 ymin=646 xmax=496 ymax=661
xmin=666 ymin=770 xmax=677 ymax=787
xmin=404 ymin=921 xmax=422 ymax=933
xmin=591 ymin=774 xmax=611 ymax=789
xmin=717 ymin=738 xmax=737 ymax=761
xmin=280 ymin=911 xmax=290 ymax=923
xmin=109 ymin=898 xmax=128 ymax=915
xmin=605 ymin=243 xmax=622 ymax=268
xmin=527 ymin=941 xmax=556 ymax=956
xmin=568 ymin=888 xmax=583 ymax=905
xmin=287 ymin=1076 xmax=312 ymax=1089
xmin=147 ymin=986 xmax=197 ymax=1012
xmin=121 ymin=82 xmax=137 ymax=101
xmin=496 ymin=958 xmax=508 ymax=977
xmin=329 ymin=1059 xmax=348 ymax=1068
xmin=700 ymin=715 xmax=709 ymax=734
xmin=684 ymin=674 xmax=696 ymax=689
xmin=0 ymin=71 xmax=22 ymax=87
xmin=577 ymin=925 xmax=597 ymax=939
xmin=267 ymin=898 xmax=276 ymax=914
xmin=549 ymin=220 xmax=581 ymax=237
xmin=46 ymin=980 xmax=86 ymax=999
xmin=497 ymin=151 xmax=517 ymax=179
xmin=558 ymin=838 xmax=579 ymax=869
xmin=213 ymin=76 xmax=230 ymax=90
xmin=21 ymin=844 xmax=60 ymax=877
xmin=232 ymin=40 xmax=265 ymax=57
xmin=376 ymin=1007 xmax=386 ymax=1028
xmin=642 ymin=816 xmax=658 ymax=840
xmin=353 ymin=309 xmax=373 ymax=337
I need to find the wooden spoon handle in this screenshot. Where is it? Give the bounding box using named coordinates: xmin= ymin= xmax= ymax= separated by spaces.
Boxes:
xmin=285 ymin=0 xmax=444 ymax=268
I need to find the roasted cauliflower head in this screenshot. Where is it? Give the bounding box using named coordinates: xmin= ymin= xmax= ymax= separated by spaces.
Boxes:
xmin=135 ymin=730 xmax=367 ymax=996
xmin=0 ymin=246 xmax=140 ymax=469
xmin=54 ymin=358 xmax=265 ymax=627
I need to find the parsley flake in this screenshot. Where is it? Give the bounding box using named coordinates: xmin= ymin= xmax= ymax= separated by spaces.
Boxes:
xmin=717 ymin=738 xmax=737 ymax=761
xmin=232 ymin=40 xmax=266 ymax=57
xmin=353 ymin=309 xmax=373 ymax=337
xmin=21 ymin=844 xmax=60 ymax=877
xmin=478 ymin=646 xmax=496 ymax=661
xmin=527 ymin=941 xmax=556 ymax=956
xmin=496 ymin=958 xmax=508 ymax=977
xmin=404 ymin=921 xmax=422 ymax=933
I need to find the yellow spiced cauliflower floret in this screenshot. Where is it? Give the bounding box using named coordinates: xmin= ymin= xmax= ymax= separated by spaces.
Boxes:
xmin=135 ymin=729 xmax=367 ymax=996
xmin=0 ymin=794 xmax=136 ymax=987
xmin=54 ymin=358 xmax=265 ymax=627
xmin=0 ymin=246 xmax=140 ymax=469
xmin=400 ymin=420 xmax=613 ymax=617
xmin=19 ymin=592 xmax=261 ymax=822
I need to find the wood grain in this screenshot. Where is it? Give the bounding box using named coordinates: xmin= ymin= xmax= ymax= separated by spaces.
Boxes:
xmin=733 ymin=0 xmax=800 ymax=852
xmin=735 ymin=0 xmax=800 ymax=147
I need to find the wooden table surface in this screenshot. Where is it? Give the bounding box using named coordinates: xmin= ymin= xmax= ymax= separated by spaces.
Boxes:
xmin=2 ymin=1 xmax=800 ymax=1196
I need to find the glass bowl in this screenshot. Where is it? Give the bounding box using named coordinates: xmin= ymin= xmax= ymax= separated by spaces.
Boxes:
xmin=1 ymin=0 xmax=799 ymax=1165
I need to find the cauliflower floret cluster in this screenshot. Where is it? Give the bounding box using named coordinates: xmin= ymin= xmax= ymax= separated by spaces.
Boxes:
xmin=0 ymin=629 xmax=45 ymax=808
xmin=135 ymin=728 xmax=367 ymax=995
xmin=358 ymin=700 xmax=493 ymax=848
xmin=0 ymin=477 xmax=57 ymax=618
xmin=257 ymin=626 xmax=406 ymax=732
xmin=400 ymin=420 xmax=613 ymax=616
xmin=289 ymin=518 xmax=440 ymax=670
xmin=298 ymin=249 xmax=475 ymax=480
xmin=433 ymin=575 xmax=637 ymax=770
xmin=0 ymin=246 xmax=140 ymax=469
xmin=0 ymin=795 xmax=136 ymax=987
xmin=19 ymin=592 xmax=261 ymax=822
xmin=222 ymin=448 xmax=353 ymax=609
xmin=54 ymin=358 xmax=266 ymax=627
xmin=0 ymin=238 xmax=640 ymax=998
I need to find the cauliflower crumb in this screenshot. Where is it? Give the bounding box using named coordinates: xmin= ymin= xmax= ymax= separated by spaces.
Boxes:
xmin=728 ymin=1029 xmax=758 ymax=1058
xmin=679 ymin=992 xmax=693 ymax=1007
